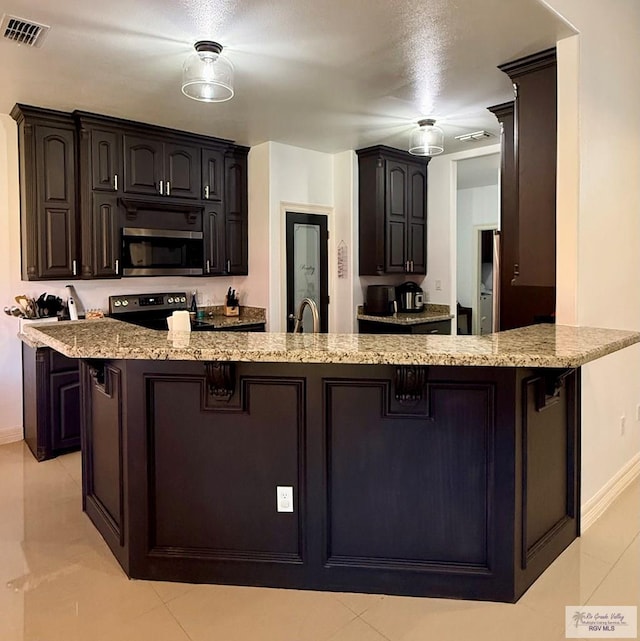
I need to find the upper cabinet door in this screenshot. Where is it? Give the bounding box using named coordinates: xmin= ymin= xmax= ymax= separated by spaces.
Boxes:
xmin=201 ymin=147 xmax=224 ymax=201
xmin=123 ymin=134 xmax=163 ymax=196
xmin=34 ymin=125 xmax=78 ymax=280
xmin=407 ymin=165 xmax=427 ymax=274
xmin=90 ymin=129 xmax=121 ymax=192
xmin=385 ymin=161 xmax=408 ymax=273
xmin=164 ymin=142 xmax=200 ymax=199
xmin=224 ymin=151 xmax=248 ymax=275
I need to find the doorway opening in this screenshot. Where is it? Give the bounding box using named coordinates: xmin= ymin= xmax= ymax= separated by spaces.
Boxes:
xmin=285 ymin=212 xmax=329 ymax=332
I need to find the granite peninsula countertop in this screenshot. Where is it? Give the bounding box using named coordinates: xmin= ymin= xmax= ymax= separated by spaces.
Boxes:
xmin=357 ymin=304 xmax=453 ymax=325
xmin=19 ymin=319 xmax=640 ymax=368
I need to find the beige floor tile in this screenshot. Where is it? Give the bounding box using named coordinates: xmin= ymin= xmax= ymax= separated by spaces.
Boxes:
xmin=167 ymin=584 xmax=357 ymax=641
xmin=92 ymin=605 xmax=192 ymax=641
xmin=587 ymin=534 xmax=639 ymax=606
xmin=361 ymin=595 xmax=562 ymax=641
xmin=327 ymin=617 xmax=390 ymax=641
xmin=517 ymin=541 xmax=612 ymax=627
xmin=332 ymin=590 xmax=386 ymax=615
xmin=148 ymin=579 xmax=198 ymax=604
xmin=56 ymin=450 xmax=83 ymax=485
xmin=13 ymin=549 xmax=163 ymax=641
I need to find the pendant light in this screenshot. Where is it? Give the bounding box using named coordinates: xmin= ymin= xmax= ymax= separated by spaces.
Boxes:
xmin=182 ymin=41 xmax=234 ymax=103
xmin=408 ymin=118 xmax=444 ymax=156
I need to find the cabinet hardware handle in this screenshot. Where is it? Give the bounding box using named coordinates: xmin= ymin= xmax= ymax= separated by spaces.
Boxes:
xmin=166 ymin=181 xmax=171 ymax=196
xmin=410 ymin=260 xmax=414 ymax=272
xmin=72 ymin=260 xmax=77 ymax=276
xmin=405 ymin=260 xmax=409 ymax=272
xmin=206 ymin=259 xmax=211 ymax=274
xmin=113 ymin=174 xmax=118 ymax=191
xmin=226 ymin=259 xmax=231 ymax=273
xmin=204 ymin=185 xmax=210 ymax=199
xmin=115 ymin=259 xmax=119 ymax=275
xmin=159 ymin=181 xmax=164 ymax=195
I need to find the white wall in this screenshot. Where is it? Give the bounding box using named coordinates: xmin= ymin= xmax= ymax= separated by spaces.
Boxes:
xmin=247 ymin=141 xmax=357 ymax=333
xmin=0 ymin=115 xmax=23 ymax=444
xmin=547 ymin=0 xmax=640 ymax=504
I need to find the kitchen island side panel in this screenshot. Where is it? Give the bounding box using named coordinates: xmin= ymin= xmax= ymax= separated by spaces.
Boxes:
xmin=80 ymin=360 xmax=578 ymax=602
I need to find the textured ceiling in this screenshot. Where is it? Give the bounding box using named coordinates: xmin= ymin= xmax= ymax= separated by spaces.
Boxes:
xmin=0 ymin=0 xmax=574 ymax=154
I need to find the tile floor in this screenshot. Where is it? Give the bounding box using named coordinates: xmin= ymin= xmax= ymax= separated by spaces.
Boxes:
xmin=0 ymin=441 xmax=637 ymax=641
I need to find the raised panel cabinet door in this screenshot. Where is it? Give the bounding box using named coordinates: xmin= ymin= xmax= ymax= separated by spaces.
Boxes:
xmin=90 ymin=128 xmax=121 ymax=192
xmin=164 ymin=142 xmax=200 ymax=199
xmin=50 ymin=369 xmax=81 ymax=451
xmin=385 ymin=160 xmax=408 ymax=272
xmin=203 ymin=205 xmax=225 ymax=275
xmin=91 ymin=193 xmax=121 ymax=278
xmin=224 ymin=151 xmax=248 ymax=274
xmin=35 ymin=125 xmax=78 ymax=279
xmin=514 ymin=64 xmax=557 ymax=288
xmin=123 ymin=134 xmax=163 ymax=195
xmin=201 ymin=147 xmax=224 ymax=201
xmin=407 ymin=165 xmax=427 ymax=273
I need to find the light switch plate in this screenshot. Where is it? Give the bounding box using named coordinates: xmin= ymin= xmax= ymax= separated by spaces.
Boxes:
xmin=277 ymin=486 xmax=294 ymax=512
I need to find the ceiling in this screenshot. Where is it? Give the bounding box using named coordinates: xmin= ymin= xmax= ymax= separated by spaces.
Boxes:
xmin=0 ymin=0 xmax=574 ymax=155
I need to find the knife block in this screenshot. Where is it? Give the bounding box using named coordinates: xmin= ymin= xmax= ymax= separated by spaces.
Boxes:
xmin=223 ymin=305 xmax=239 ymax=317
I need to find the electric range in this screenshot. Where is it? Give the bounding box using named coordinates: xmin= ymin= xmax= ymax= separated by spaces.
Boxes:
xmin=108 ymin=292 xmax=216 ymax=331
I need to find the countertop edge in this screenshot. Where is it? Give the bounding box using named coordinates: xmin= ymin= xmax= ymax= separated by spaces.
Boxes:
xmin=18 ymin=323 xmax=640 ymax=368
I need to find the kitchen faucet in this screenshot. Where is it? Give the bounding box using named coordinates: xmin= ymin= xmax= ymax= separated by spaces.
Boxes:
xmin=292 ymin=297 xmax=320 ymax=333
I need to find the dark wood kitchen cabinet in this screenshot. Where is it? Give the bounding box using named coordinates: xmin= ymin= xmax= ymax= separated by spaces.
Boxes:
xmin=489 ymin=48 xmax=557 ymax=330
xmin=201 ymin=147 xmax=225 ymax=201
xmin=123 ymin=134 xmax=200 ymax=199
xmin=203 ymin=147 xmax=249 ymax=275
xmin=22 ymin=343 xmax=81 ymax=461
xmin=224 ymin=148 xmax=249 ymax=275
xmin=77 ymin=118 xmax=124 ymax=278
xmin=14 ymin=104 xmax=249 ymax=280
xmin=357 ymin=145 xmax=430 ymax=276
xmin=11 ymin=105 xmax=79 ymax=281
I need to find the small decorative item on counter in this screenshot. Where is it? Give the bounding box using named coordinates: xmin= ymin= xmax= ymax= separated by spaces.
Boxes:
xmin=224 ymin=287 xmax=240 ymax=316
xmin=189 ymin=291 xmax=198 ymax=321
xmin=85 ymin=309 xmax=105 ymax=320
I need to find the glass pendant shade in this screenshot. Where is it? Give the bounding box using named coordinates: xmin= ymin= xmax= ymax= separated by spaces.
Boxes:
xmin=182 ymin=41 xmax=234 ymax=103
xmin=408 ymin=119 xmax=444 ymax=156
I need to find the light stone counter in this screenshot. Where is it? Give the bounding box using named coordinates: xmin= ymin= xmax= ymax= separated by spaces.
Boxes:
xmin=357 ymin=304 xmax=453 ymax=325
xmin=19 ymin=319 xmax=640 ymax=368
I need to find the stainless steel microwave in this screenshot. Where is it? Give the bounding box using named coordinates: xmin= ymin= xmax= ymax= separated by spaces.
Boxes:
xmin=121 ymin=227 xmax=204 ymax=277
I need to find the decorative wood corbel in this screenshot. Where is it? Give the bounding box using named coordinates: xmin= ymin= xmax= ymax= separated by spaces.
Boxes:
xmin=394 ymin=366 xmax=428 ymax=403
xmin=205 ymin=362 xmax=236 ymax=400
xmin=87 ymin=360 xmax=107 ymax=391
xmin=536 ymin=368 xmax=575 ymax=411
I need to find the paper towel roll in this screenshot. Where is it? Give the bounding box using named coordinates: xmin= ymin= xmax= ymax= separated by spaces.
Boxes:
xmin=171 ymin=310 xmax=191 ymax=333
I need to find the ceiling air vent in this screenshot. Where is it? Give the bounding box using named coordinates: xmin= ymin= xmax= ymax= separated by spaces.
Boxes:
xmin=1 ymin=14 xmax=50 ymax=47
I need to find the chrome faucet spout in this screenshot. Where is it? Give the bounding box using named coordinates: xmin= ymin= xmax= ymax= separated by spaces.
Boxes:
xmin=293 ymin=297 xmax=320 ymax=333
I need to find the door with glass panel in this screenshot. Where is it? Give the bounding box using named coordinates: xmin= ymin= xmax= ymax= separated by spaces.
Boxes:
xmin=285 ymin=212 xmax=328 ymax=333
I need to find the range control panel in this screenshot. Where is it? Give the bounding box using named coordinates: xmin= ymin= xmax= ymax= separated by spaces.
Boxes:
xmin=108 ymin=293 xmax=188 ymax=315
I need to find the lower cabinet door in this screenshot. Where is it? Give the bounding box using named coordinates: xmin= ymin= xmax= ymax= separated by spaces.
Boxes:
xmin=50 ymin=369 xmax=81 ymax=451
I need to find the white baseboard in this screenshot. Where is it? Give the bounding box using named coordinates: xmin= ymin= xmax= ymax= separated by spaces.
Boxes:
xmin=0 ymin=425 xmax=23 ymax=446
xmin=581 ymin=452 xmax=640 ymax=532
